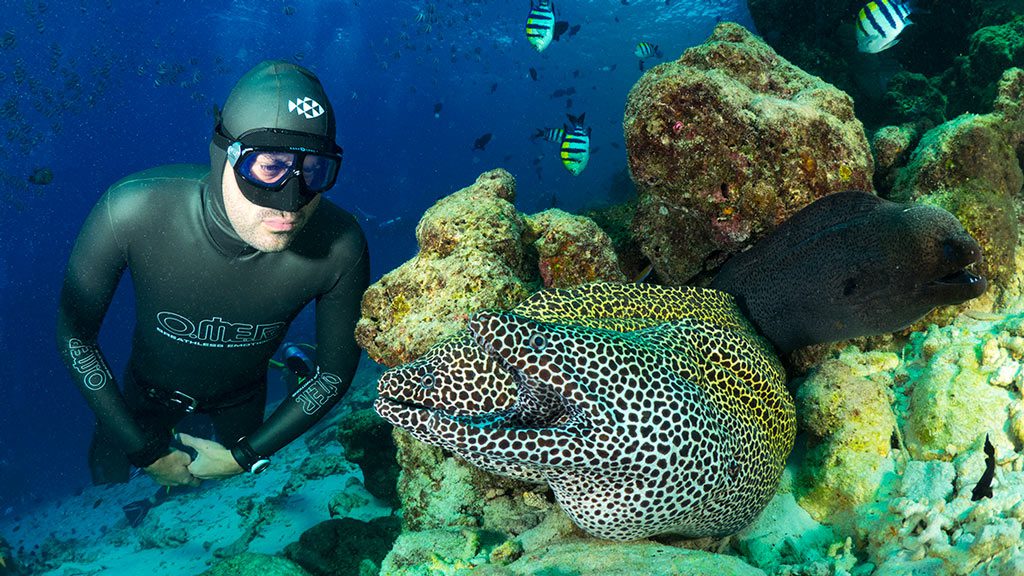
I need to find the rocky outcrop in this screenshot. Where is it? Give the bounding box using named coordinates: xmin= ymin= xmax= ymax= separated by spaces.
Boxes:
xmin=337 ymin=409 xmax=400 ymax=508
xmin=624 ymin=23 xmax=873 ymax=284
xmin=355 ymin=169 xmax=624 ymax=367
xmin=527 ymin=209 xmax=626 ymax=288
xmin=282 ymin=517 xmax=401 ymax=576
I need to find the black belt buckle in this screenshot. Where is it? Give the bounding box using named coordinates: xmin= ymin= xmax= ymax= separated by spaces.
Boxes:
xmin=168 ymin=390 xmax=198 ymax=413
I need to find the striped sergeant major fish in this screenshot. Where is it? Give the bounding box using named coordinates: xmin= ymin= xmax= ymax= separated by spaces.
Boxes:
xmin=525 ymin=0 xmax=556 ymax=52
xmin=560 ymin=113 xmax=590 ymax=176
xmin=856 ymin=0 xmax=913 ymax=53
xmin=532 ymin=127 xmax=565 ymax=144
xmin=634 ymin=42 xmax=662 ymax=71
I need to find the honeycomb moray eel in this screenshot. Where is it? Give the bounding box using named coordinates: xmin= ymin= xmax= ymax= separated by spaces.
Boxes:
xmin=377 ymin=283 xmax=793 ymax=540
xmin=374 ymin=191 xmax=986 ymax=540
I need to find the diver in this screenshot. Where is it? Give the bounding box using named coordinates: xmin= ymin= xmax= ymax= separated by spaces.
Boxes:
xmin=55 ymin=60 xmax=369 ymax=488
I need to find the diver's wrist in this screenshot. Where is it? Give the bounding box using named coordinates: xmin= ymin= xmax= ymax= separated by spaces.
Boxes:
xmin=231 ymin=437 xmax=270 ymax=474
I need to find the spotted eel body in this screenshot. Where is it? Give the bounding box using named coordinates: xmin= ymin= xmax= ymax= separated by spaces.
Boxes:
xmin=375 ymin=282 xmax=796 ymax=540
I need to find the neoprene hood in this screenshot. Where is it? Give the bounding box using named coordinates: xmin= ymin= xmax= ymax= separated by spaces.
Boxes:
xmin=221 ymin=60 xmax=336 ymax=140
xmin=208 ymin=60 xmax=338 ymax=216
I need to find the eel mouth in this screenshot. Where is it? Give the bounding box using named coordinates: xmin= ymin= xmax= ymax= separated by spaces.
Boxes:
xmin=924 ymin=256 xmax=987 ymax=303
xmin=931 ymin=268 xmax=983 ymax=287
xmin=468 ymin=331 xmax=580 ymax=428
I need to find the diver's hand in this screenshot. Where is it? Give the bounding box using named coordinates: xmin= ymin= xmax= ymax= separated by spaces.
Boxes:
xmin=144 ymin=450 xmax=201 ymax=487
xmin=179 ymin=433 xmax=244 ymax=480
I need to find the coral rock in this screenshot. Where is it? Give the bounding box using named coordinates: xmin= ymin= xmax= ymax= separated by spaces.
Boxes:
xmin=882 ymin=72 xmax=948 ymax=127
xmin=200 ymin=553 xmax=313 ymax=576
xmin=356 ymin=169 xmax=625 ymax=367
xmin=526 ymin=209 xmax=625 ymax=288
xmin=624 ymin=23 xmax=873 ymax=284
xmin=380 ymin=529 xmax=768 ymax=576
xmin=337 ymin=409 xmax=400 ymax=507
xmin=283 ymin=517 xmax=401 ymax=576
xmin=391 ymin=428 xmax=547 ymax=535
xmin=355 ymin=169 xmax=534 ymax=367
xmin=945 ymin=16 xmax=1024 ymax=117
xmin=903 ymin=325 xmax=1014 ymax=460
xmin=795 ymin=350 xmax=899 ymax=527
xmin=871 ymin=124 xmax=922 ymax=195
xmin=890 ymin=68 xmax=1024 ymax=289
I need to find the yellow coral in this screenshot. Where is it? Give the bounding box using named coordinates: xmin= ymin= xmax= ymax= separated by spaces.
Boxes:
xmin=426 ymin=552 xmax=475 ymax=574
xmin=489 ymin=539 xmax=524 ymax=564
xmin=838 ymin=164 xmax=853 ymax=182
xmin=800 ymin=152 xmax=817 ymax=176
xmin=390 ymin=293 xmax=412 ymax=323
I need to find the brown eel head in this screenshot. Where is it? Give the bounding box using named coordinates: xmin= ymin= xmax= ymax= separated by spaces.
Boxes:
xmin=711 ymin=191 xmax=986 ymax=354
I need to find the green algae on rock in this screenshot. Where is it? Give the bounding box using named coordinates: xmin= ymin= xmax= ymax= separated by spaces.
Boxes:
xmin=871 ymin=124 xmax=923 ymax=196
xmin=788 ymin=304 xmax=1024 ymax=573
xmin=356 ymin=169 xmax=533 ymax=367
xmin=795 ymin=350 xmax=900 ymax=529
xmin=283 ymin=516 xmax=401 ymax=576
xmin=624 ymin=23 xmax=873 ymax=284
xmin=390 ymin=428 xmax=548 ymax=535
xmin=902 ymin=325 xmax=1017 ymax=461
xmin=379 ymin=518 xmax=769 ymax=576
xmin=882 ymin=72 xmax=949 ymax=127
xmin=945 ymin=15 xmax=1024 ymax=118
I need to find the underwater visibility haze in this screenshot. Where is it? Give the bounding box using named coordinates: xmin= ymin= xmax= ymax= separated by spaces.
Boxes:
xmin=4 ymin=0 xmax=1024 ymax=574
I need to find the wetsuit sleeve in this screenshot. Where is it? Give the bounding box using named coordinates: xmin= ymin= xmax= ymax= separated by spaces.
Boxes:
xmin=245 ymin=240 xmax=370 ymax=458
xmin=55 ymin=192 xmax=168 ymax=468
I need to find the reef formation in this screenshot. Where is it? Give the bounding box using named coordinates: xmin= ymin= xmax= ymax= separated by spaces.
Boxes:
xmin=351 ymin=21 xmax=1024 ymax=576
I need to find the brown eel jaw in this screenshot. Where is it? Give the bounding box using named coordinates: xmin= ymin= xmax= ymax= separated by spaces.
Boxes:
xmin=921 ymin=240 xmax=987 ymax=305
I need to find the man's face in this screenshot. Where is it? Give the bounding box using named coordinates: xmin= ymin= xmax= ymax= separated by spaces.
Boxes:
xmin=222 ymin=160 xmax=320 ymax=252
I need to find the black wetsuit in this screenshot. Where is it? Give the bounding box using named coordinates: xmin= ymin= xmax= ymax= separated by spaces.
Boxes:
xmin=56 ymin=164 xmax=368 ymax=483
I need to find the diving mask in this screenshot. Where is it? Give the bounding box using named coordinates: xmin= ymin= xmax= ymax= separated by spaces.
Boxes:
xmin=213 ymin=124 xmax=343 ymax=211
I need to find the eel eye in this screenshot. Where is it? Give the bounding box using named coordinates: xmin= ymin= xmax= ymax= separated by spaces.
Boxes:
xmin=420 ymin=371 xmax=436 ymax=389
xmin=528 ymin=332 xmax=547 ymax=351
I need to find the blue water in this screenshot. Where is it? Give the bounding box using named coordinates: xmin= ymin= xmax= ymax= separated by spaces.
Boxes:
xmin=0 ymin=0 xmax=754 ymax=512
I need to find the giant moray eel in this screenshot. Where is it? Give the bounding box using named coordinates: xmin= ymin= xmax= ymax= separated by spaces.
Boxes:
xmin=375 ymin=191 xmax=986 ymax=541
xmin=711 ymin=191 xmax=986 ymax=353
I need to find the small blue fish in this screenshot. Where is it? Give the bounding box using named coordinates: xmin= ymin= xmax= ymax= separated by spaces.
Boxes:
xmin=560 ymin=113 xmax=590 ymax=176
xmin=856 ymin=0 xmax=913 ymax=53
xmin=525 ymin=0 xmax=556 ymax=52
